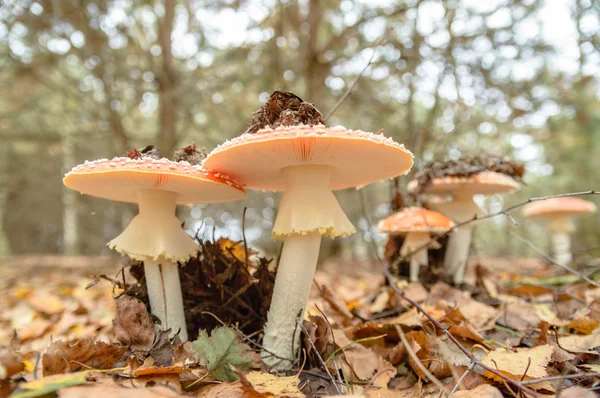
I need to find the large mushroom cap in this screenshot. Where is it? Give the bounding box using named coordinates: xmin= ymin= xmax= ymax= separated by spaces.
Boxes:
xmin=378 ymin=207 xmax=454 ymax=234
xmin=64 ymin=157 xmax=246 ymax=205
xmin=408 ymin=171 xmax=520 ymax=196
xmin=203 ymin=125 xmax=414 ymax=191
xmin=522 ymin=197 xmax=598 ymax=220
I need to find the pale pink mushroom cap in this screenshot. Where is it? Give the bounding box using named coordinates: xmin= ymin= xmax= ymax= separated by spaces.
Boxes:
xmin=202 ymin=124 xmax=414 ymax=191
xmin=378 ymin=207 xmax=454 ymax=235
xmin=63 ymin=157 xmax=246 ymax=205
xmin=522 ymin=197 xmax=598 ymax=220
xmin=408 ymin=171 xmax=520 ymax=196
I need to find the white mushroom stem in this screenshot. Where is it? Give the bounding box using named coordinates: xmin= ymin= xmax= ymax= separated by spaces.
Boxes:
xmin=262 ymin=165 xmax=353 ymax=371
xmin=431 ymin=193 xmax=483 ymax=285
xmin=400 ymin=232 xmax=431 ymax=282
xmin=548 ymin=217 xmax=575 ymax=265
xmin=109 ymin=189 xmax=193 ymax=341
xmin=144 ymin=258 xmax=188 ymax=340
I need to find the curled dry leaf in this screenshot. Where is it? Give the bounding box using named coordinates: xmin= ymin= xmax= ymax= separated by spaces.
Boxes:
xmin=132 ymin=357 xmax=190 ymax=377
xmin=568 ymin=316 xmax=599 ymax=335
xmin=113 ymin=295 xmax=155 ymax=352
xmin=42 ymin=339 xmax=127 ymax=376
xmin=450 ymin=384 xmax=503 ymax=398
xmin=332 ymin=328 xmax=381 ymax=381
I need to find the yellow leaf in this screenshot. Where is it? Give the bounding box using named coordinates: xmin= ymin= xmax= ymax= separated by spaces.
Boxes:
xmin=569 ymin=317 xmax=599 ymax=335
xmin=559 ymin=328 xmax=600 ymax=354
xmin=23 ymin=360 xmax=35 ymax=373
xmin=245 ymin=372 xmax=303 ymax=397
xmin=11 ymin=370 xmax=90 ymax=398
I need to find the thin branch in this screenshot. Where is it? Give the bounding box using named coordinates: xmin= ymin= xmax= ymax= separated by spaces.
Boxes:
xmin=520 ymin=372 xmax=600 ymax=385
xmin=325 ymin=28 xmax=392 ymax=120
xmin=449 ymin=362 xmax=475 ymax=395
xmin=509 ymin=232 xmax=600 ymax=289
xmin=394 ymin=190 xmax=600 ymax=270
xmin=395 ymin=325 xmax=448 ymax=396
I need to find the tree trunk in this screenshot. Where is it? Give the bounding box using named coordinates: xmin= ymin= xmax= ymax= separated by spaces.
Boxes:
xmin=62 ymin=130 xmax=78 ymax=255
xmin=157 ymin=0 xmax=178 ymax=156
xmin=0 ymin=142 xmax=11 ymax=258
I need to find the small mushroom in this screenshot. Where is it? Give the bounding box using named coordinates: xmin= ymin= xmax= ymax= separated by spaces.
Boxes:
xmin=203 ymin=124 xmax=413 ymax=370
xmin=63 ymin=156 xmax=246 ymax=340
xmin=522 ymin=197 xmax=597 ymax=265
xmin=378 ymin=207 xmax=454 ymax=282
xmin=409 ymin=171 xmax=520 ymax=285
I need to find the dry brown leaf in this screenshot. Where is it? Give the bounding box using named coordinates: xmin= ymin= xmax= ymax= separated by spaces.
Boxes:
xmin=27 ymin=294 xmax=66 ymax=315
xmin=450 ymin=384 xmax=503 ymax=398
xmin=439 ymin=308 xmax=486 ymax=345
xmin=406 ymin=330 xmax=452 ymax=380
xmin=113 ymin=295 xmax=155 ymax=351
xmin=59 ymin=385 xmax=181 ymax=398
xmin=42 ymin=339 xmax=127 ymax=376
xmin=321 ymin=284 xmax=353 ymax=319
xmin=481 ymin=345 xmax=554 ymax=391
xmin=0 ymin=348 xmax=23 ymax=380
xmin=559 ymin=327 xmax=600 ymax=354
xmin=364 ymin=356 xmax=396 ymax=398
xmin=559 ymin=386 xmax=597 ymax=398
xmin=132 ymin=357 xmax=190 ymax=377
xmin=17 ymin=318 xmax=53 ymax=341
xmin=197 ymin=371 xmax=303 ymax=398
xmin=332 ymin=328 xmax=380 ymax=381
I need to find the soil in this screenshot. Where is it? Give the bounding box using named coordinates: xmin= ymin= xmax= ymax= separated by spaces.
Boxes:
xmin=172 ymin=142 xmax=208 ymax=165
xmin=245 ymin=90 xmax=326 ymax=134
xmin=412 ymin=153 xmax=525 ymax=196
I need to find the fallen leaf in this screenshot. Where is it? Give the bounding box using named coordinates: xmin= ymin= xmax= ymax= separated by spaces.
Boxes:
xmin=321 ymin=284 xmax=353 ymax=319
xmin=27 ymin=294 xmax=65 ymax=315
xmin=193 ymin=326 xmax=251 ymax=382
xmin=197 ymin=371 xmax=303 ymax=398
xmin=10 ymin=370 xmax=91 ymax=398
xmin=406 ymin=330 xmax=452 ymax=380
xmin=0 ymin=347 xmax=23 ymax=379
xmin=42 ymin=339 xmax=126 ymax=376
xmin=439 ymin=308 xmax=486 ymax=344
xmin=59 ymin=385 xmax=181 ymax=398
xmin=481 ymin=345 xmax=554 ymax=390
xmin=132 ymin=357 xmax=190 ymax=377
xmin=364 ymin=356 xmax=396 ymax=398
xmin=559 ymin=386 xmax=597 ymax=398
xmin=17 ymin=319 xmax=53 ymax=342
xmin=569 ymin=316 xmax=599 ymax=335
xmin=450 ymin=384 xmax=503 ymax=397
xmin=113 ymin=295 xmax=155 ymax=351
xmin=559 ymin=327 xmax=600 ymax=354
xmin=332 ymin=328 xmax=380 ymax=381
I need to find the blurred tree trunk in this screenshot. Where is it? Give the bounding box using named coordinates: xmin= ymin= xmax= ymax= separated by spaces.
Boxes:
xmin=62 ymin=130 xmax=78 ymax=255
xmin=0 ymin=143 xmax=10 ymax=257
xmin=157 ymin=0 xmax=179 ymax=156
xmin=304 ymin=0 xmax=324 ymax=102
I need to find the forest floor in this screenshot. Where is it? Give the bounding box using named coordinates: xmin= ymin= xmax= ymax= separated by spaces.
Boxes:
xmin=1 ymin=252 xmax=600 ymax=397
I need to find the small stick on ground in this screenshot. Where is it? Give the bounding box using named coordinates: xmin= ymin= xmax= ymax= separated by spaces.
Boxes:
xmin=449 ymin=362 xmax=475 ymax=395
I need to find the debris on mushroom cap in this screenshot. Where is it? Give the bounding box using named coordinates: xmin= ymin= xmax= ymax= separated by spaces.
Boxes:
xmin=412 ymin=154 xmax=525 ymax=196
xmin=408 ymin=170 xmax=520 ymax=196
xmin=378 ymin=207 xmax=454 ymax=234
xmin=172 ymin=142 xmax=208 ymax=165
xmin=64 ymin=156 xmax=245 ymax=205
xmin=203 ymin=124 xmax=414 ymax=191
xmin=245 ymin=90 xmax=326 ymax=134
xmin=125 ymin=145 xmax=161 ymax=160
xmin=522 ymin=197 xmax=598 ymax=219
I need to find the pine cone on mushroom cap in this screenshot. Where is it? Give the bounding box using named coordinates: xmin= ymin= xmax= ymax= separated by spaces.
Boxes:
xmin=172 ymin=142 xmax=207 ymax=165
xmin=245 ymin=90 xmax=326 ymax=134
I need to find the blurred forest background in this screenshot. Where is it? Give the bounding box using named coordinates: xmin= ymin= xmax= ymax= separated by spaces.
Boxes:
xmin=1 ymin=0 xmax=599 ymax=262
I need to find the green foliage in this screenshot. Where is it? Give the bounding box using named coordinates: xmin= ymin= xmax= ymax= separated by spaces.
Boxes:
xmin=192 ymin=326 xmax=252 ymax=382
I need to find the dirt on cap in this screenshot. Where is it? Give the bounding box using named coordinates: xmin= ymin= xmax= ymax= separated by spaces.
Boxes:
xmin=245 ymin=90 xmax=326 ymax=134
xmin=172 ymin=142 xmax=207 ymax=165
xmin=412 ymin=153 xmax=525 ymax=196
xmin=125 ymin=145 xmax=161 ymax=160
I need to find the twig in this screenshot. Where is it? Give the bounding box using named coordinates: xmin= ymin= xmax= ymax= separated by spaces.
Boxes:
xmin=520 ymin=372 xmax=600 ymax=385
xmin=509 ymin=232 xmax=600 ymax=289
xmin=395 ymin=324 xmax=448 ymax=396
xmin=298 ymin=319 xmax=344 ymax=394
xmin=394 ymin=190 xmax=600 ymax=269
xmin=242 ymin=207 xmax=249 ymax=264
xmin=449 ymin=362 xmax=475 ymax=395
xmin=384 ymin=265 xmax=540 ymax=397
xmin=325 ymin=28 xmax=392 ymax=120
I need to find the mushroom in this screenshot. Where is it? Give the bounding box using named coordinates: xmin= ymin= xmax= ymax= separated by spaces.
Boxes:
xmin=522 ymin=197 xmax=597 ymax=265
xmin=63 ymin=156 xmax=246 ymax=340
xmin=408 ymin=171 xmax=520 ymax=285
xmin=378 ymin=207 xmax=454 ymax=282
xmin=203 ymin=124 xmax=413 ymax=370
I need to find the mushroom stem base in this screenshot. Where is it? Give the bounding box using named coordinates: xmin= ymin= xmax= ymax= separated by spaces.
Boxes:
xmin=552 ymin=232 xmax=572 ymax=265
xmin=261 ymin=232 xmax=321 ymax=371
xmin=144 ymin=258 xmax=188 ymax=341
xmin=400 ymin=232 xmax=430 ymax=282
xmin=444 ymin=227 xmax=473 ymax=285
